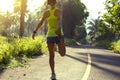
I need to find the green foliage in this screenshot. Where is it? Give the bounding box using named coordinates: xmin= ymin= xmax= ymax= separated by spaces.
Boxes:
xmin=96 ymin=0 xmax=120 ymax=40
xmin=39 ymin=36 xmax=48 ymax=54
xmin=0 ymin=36 xmax=7 ymax=43
xmin=112 ymin=40 xmax=120 ymax=53
xmin=0 ymin=36 xmax=48 ymax=70
xmin=94 ymin=40 xmax=113 ymax=49
xmin=87 ymin=19 xmax=97 ymax=36
xmin=63 ymin=0 xmax=89 ymax=38
xmin=74 ymin=25 xmax=87 ymax=41
xmin=0 ymin=36 xmax=14 ymax=64
xmin=0 ymin=43 xmax=14 ymax=64
xmin=101 ymin=0 xmax=120 ymax=35
xmin=65 ymin=38 xmax=77 ymax=46
xmin=0 ymin=12 xmax=20 ymax=37
xmin=11 ymin=36 xmax=48 ymax=57
xmin=94 ymin=39 xmax=120 ymax=53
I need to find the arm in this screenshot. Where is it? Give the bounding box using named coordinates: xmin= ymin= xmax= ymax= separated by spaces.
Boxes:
xmin=33 ymin=17 xmax=45 ymax=33
xmin=33 ymin=11 xmax=49 ymax=33
xmin=32 ymin=11 xmax=49 ymax=39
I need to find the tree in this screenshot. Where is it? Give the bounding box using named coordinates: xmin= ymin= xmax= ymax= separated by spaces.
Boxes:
xmin=87 ymin=19 xmax=97 ymax=41
xmin=0 ymin=11 xmax=17 ymax=36
xmin=101 ymin=0 xmax=120 ymax=38
xmin=95 ymin=0 xmax=120 ymax=40
xmin=74 ymin=25 xmax=87 ymax=41
xmin=14 ymin=0 xmax=44 ymax=37
xmin=62 ymin=0 xmax=89 ymax=38
xmin=19 ymin=0 xmax=27 ymax=37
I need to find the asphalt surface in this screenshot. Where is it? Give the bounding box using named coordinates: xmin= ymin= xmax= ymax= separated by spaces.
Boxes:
xmin=87 ymin=46 xmax=120 ymax=80
xmin=0 ymin=45 xmax=120 ymax=80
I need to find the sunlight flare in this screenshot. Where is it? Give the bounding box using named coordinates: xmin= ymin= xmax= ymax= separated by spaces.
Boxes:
xmin=0 ymin=0 xmax=14 ymax=13
xmin=0 ymin=0 xmax=46 ymax=13
xmin=27 ymin=0 xmax=46 ymax=12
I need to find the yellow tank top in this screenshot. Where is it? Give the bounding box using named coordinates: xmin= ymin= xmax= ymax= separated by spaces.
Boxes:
xmin=47 ymin=8 xmax=63 ymax=37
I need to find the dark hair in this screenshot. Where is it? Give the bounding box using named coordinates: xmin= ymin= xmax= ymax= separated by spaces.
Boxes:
xmin=47 ymin=0 xmax=56 ymax=5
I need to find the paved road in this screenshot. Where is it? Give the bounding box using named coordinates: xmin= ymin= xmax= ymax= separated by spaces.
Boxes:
xmin=87 ymin=46 xmax=120 ymax=80
xmin=0 ymin=45 xmax=120 ymax=80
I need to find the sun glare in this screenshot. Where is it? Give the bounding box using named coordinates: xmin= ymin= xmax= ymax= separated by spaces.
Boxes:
xmin=27 ymin=0 xmax=46 ymax=12
xmin=0 ymin=0 xmax=46 ymax=13
xmin=81 ymin=0 xmax=105 ymax=19
xmin=0 ymin=0 xmax=14 ymax=13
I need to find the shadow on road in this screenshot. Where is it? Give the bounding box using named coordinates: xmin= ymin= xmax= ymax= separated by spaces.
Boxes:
xmin=69 ymin=45 xmax=104 ymax=50
xmin=66 ymin=46 xmax=120 ymax=77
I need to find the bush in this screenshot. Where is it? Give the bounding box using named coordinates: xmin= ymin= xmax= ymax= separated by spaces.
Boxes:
xmin=65 ymin=38 xmax=77 ymax=46
xmin=113 ymin=40 xmax=120 ymax=53
xmin=94 ymin=39 xmax=120 ymax=54
xmin=0 ymin=43 xmax=14 ymax=64
xmin=38 ymin=36 xmax=48 ymax=54
xmin=12 ymin=37 xmax=42 ymax=57
xmin=14 ymin=36 xmax=48 ymax=57
xmin=94 ymin=40 xmax=112 ymax=49
xmin=0 ymin=36 xmax=48 ymax=69
xmin=0 ymin=36 xmax=14 ymax=64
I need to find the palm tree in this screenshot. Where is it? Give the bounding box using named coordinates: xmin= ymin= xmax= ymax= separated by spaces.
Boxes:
xmin=87 ymin=19 xmax=98 ymax=41
xmin=19 ymin=0 xmax=27 ymax=37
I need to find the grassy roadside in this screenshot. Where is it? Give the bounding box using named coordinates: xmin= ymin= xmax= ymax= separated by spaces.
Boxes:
xmin=0 ymin=36 xmax=78 ymax=71
xmin=93 ymin=40 xmax=120 ymax=53
xmin=0 ymin=36 xmax=48 ymax=71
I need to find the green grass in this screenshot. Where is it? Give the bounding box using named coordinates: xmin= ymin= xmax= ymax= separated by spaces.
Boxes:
xmin=94 ymin=40 xmax=112 ymax=49
xmin=65 ymin=38 xmax=77 ymax=46
xmin=0 ymin=36 xmax=48 ymax=70
xmin=0 ymin=36 xmax=80 ymax=71
xmin=94 ymin=39 xmax=120 ymax=54
xmin=112 ymin=40 xmax=120 ymax=53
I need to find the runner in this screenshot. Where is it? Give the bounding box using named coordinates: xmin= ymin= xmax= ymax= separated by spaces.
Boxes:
xmin=32 ymin=0 xmax=66 ymax=79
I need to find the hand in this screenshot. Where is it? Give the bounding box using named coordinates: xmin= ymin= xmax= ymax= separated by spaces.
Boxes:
xmin=32 ymin=33 xmax=35 ymax=40
xmin=55 ymin=28 xmax=61 ymax=36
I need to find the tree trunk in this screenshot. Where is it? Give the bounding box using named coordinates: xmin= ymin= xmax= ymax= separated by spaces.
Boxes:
xmin=19 ymin=0 xmax=27 ymax=37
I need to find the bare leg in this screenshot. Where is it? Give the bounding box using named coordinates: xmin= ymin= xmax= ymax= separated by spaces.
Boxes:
xmin=48 ymin=43 xmax=55 ymax=74
xmin=58 ymin=39 xmax=66 ymax=56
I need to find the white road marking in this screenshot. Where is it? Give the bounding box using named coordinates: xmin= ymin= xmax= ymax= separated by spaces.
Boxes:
xmin=82 ymin=53 xmax=91 ymax=80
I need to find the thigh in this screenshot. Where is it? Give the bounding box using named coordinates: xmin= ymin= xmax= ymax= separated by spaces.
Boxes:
xmin=48 ymin=43 xmax=54 ymax=54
